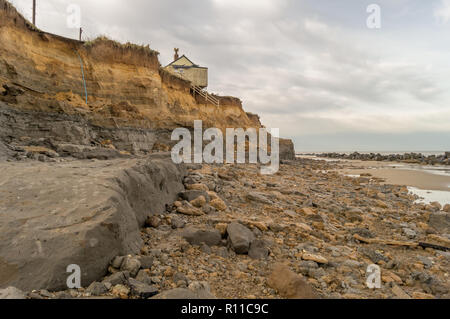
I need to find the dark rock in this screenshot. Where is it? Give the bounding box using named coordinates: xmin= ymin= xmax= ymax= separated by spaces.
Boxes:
xmin=139 ymin=256 xmax=154 ymax=269
xmin=128 ymin=278 xmax=158 ymax=298
xmin=428 ymin=212 xmax=450 ymax=233
xmin=0 ymin=153 xmax=186 ymax=291
xmin=182 ymin=227 xmax=222 ymax=247
xmin=227 ymin=222 xmax=255 ymax=254
xmin=135 ymin=270 xmax=153 ymax=285
xmin=248 ymin=239 xmax=269 ymax=259
xmin=87 ymin=282 xmax=108 ymax=296
xmin=120 ymin=256 xmax=141 ymax=277
xmin=103 ymin=271 xmax=130 ymax=286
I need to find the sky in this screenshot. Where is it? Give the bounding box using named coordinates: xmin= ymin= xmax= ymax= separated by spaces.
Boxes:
xmin=8 ymin=0 xmax=450 ymax=152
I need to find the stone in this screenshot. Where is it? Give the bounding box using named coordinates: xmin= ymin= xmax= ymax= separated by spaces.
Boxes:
xmin=177 ymin=203 xmax=204 ymax=216
xmin=111 ymin=284 xmax=130 ymax=299
xmin=392 ymin=285 xmax=411 ymax=299
xmin=403 ymin=228 xmax=417 ymax=239
xmin=0 ymin=287 xmax=26 ymax=299
xmin=128 ymin=278 xmax=159 ymax=298
xmin=209 ymin=198 xmax=227 ymax=211
xmin=145 ymin=215 xmax=161 ymax=228
xmin=227 ymin=222 xmax=255 ymax=254
xmin=0 ymin=156 xmax=185 ymax=291
xmin=120 ymin=256 xmax=141 ymax=277
xmin=428 ymin=212 xmax=450 ymax=233
xmin=267 ymin=263 xmax=320 ymax=299
xmin=103 ymin=271 xmax=130 ymax=286
xmin=248 ymin=239 xmax=269 ymax=260
xmin=443 ymin=204 xmax=450 ymax=213
xmin=179 ymin=190 xmax=210 ymax=202
xmin=86 ymin=282 xmax=108 ymax=296
xmin=135 ymin=270 xmax=153 ymax=285
xmin=246 ymin=192 xmax=273 ymax=205
xmin=182 ymin=227 xmax=222 ymax=247
xmin=430 ymin=202 xmax=442 ymax=211
xmin=152 ymin=281 xmax=216 ymax=299
xmin=139 ymin=256 xmax=154 ymax=269
xmin=170 ymin=216 xmax=186 ymax=229
xmin=302 ymin=253 xmax=328 ymax=264
xmin=190 ymin=196 xmax=206 ymax=208
xmin=110 ymin=256 xmax=125 ymax=269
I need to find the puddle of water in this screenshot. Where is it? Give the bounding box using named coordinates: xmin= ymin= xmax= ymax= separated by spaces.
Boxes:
xmin=389 ymin=164 xmax=450 ymax=177
xmin=408 ymin=186 xmax=450 ymax=206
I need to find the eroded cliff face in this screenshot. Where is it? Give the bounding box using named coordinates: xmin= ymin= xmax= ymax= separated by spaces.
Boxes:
xmin=0 ymin=0 xmax=294 ymax=158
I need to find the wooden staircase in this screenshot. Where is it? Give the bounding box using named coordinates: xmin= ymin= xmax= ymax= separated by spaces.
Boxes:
xmin=191 ymin=85 xmax=220 ymax=107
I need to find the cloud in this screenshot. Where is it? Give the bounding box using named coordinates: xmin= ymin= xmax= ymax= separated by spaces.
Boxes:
xmin=435 ymin=0 xmax=450 ymax=23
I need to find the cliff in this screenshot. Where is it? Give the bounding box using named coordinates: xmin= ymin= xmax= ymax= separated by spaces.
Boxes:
xmin=0 ymin=0 xmax=295 ymax=157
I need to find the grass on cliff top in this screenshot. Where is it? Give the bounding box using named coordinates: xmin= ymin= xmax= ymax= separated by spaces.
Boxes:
xmin=84 ymin=36 xmax=159 ymax=56
xmin=2 ymin=0 xmax=42 ymax=32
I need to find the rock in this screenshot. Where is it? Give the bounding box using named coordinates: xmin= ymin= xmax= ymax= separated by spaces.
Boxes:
xmin=110 ymin=256 xmax=125 ymax=269
xmin=139 ymin=256 xmax=154 ymax=269
xmin=186 ymin=184 xmax=209 ymax=192
xmin=87 ymin=282 xmax=108 ymax=296
xmin=209 ymin=198 xmax=227 ymax=211
xmin=111 ymin=284 xmax=130 ymax=299
xmin=411 ymin=292 xmax=435 ymax=299
xmin=267 ymin=263 xmax=320 ymax=299
xmin=177 ymin=203 xmax=204 ymax=216
xmin=170 ymin=216 xmax=186 ymax=229
xmin=152 ymin=281 xmax=216 ymax=299
xmin=179 ymin=190 xmax=210 ymax=202
xmin=430 ymin=202 xmax=442 ymax=211
xmin=248 ymin=239 xmax=269 ymax=259
xmin=190 ymin=196 xmax=206 ymax=208
xmin=403 ymin=228 xmax=417 ymax=239
xmin=182 ymin=227 xmax=222 ymax=247
xmin=128 ymin=278 xmax=158 ymax=298
xmin=246 ymin=192 xmax=273 ymax=205
xmin=135 ymin=270 xmax=153 ymax=285
xmin=392 ymin=285 xmax=411 ymax=299
xmin=428 ymin=212 xmax=450 ymax=233
xmin=227 ymin=222 xmax=255 ymax=254
xmin=103 ymin=271 xmax=130 ymax=286
xmin=120 ymin=256 xmax=141 ymax=277
xmin=173 ymin=272 xmax=188 ymax=285
xmin=301 ymin=253 xmax=328 ymax=264
xmin=145 ymin=216 xmax=161 ymax=228
xmin=0 ymin=287 xmax=26 ymax=299
xmin=443 ymin=204 xmax=450 ymax=213
xmin=0 ymin=156 xmax=185 ymax=291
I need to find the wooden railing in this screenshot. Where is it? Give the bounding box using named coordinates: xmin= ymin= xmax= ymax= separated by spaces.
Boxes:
xmin=191 ymin=85 xmax=220 ymax=107
xmin=174 ymin=71 xmax=220 ymax=107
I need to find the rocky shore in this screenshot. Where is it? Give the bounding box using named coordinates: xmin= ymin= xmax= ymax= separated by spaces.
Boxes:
xmin=317 ymin=152 xmax=450 ymax=166
xmin=2 ymin=157 xmax=448 ymax=299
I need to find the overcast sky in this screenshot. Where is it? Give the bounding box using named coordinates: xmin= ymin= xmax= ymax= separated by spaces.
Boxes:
xmin=9 ymin=0 xmax=450 ymax=152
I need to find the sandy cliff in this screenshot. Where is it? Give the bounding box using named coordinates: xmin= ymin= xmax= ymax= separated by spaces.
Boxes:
xmin=0 ymin=0 xmax=294 ymax=158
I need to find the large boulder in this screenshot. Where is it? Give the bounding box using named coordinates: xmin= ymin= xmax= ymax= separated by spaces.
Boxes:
xmin=226 ymin=222 xmax=255 ymax=254
xmin=0 ymin=155 xmax=185 ymax=291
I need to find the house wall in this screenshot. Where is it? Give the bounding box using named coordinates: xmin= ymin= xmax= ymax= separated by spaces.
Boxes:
xmin=165 ymin=65 xmax=208 ymax=88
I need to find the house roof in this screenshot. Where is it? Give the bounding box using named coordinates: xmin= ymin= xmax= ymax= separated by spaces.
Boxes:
xmin=165 ymin=55 xmax=207 ymax=69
